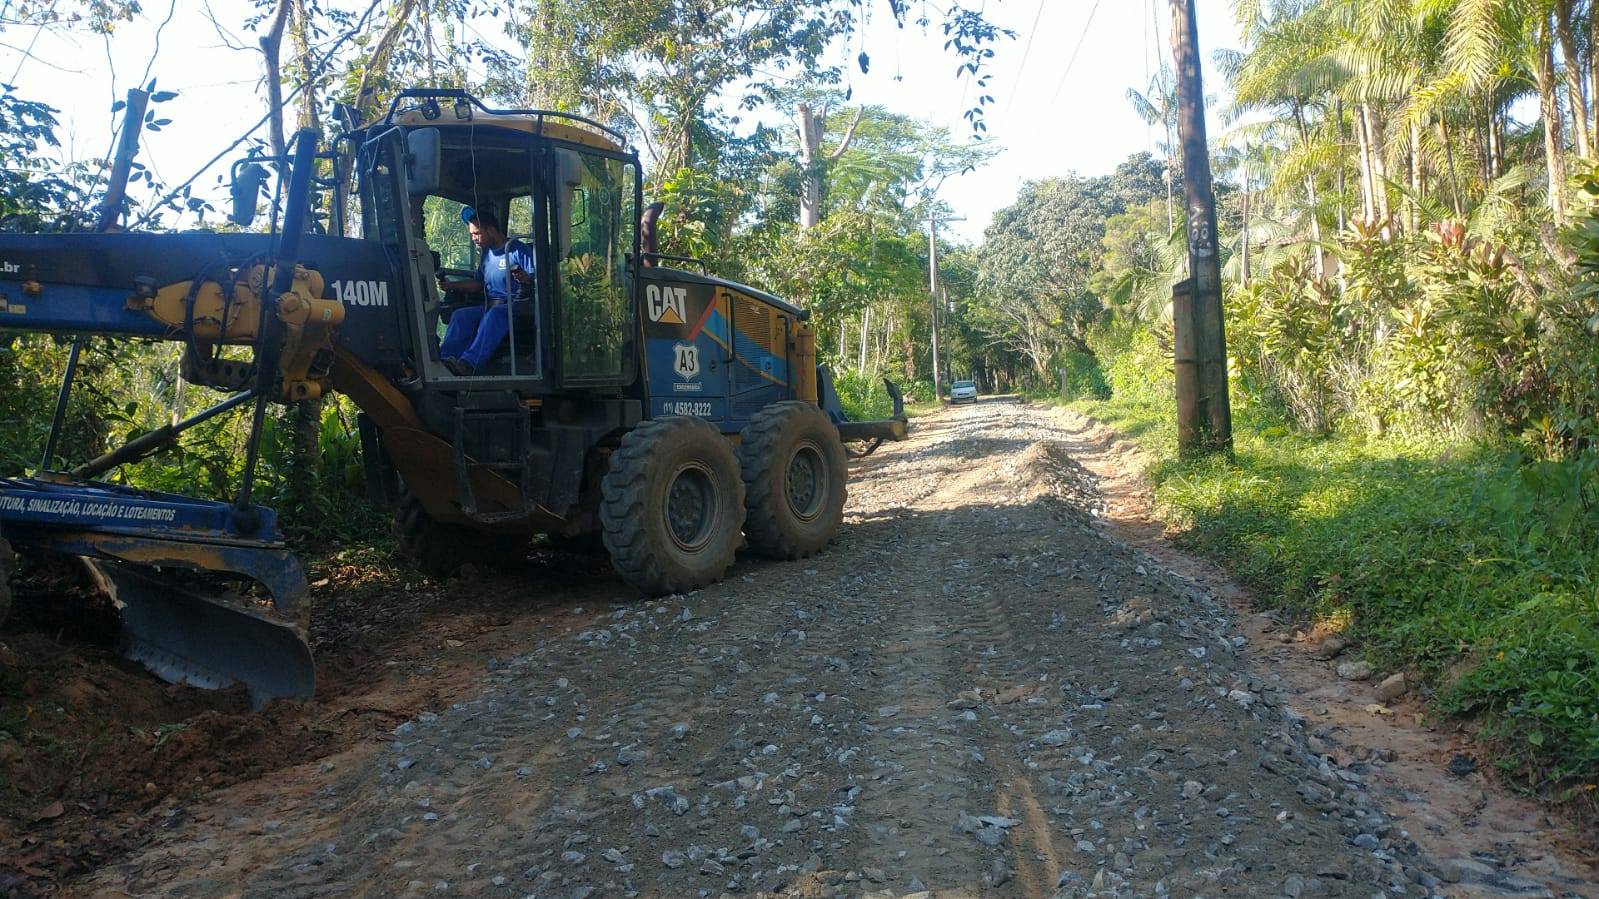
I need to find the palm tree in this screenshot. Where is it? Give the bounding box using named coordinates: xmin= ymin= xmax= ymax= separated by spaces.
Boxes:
xmin=1444 ymin=0 xmax=1568 ymax=221
xmin=1224 ymin=1 xmax=1345 ymax=270
xmin=1128 ymin=71 xmax=1179 ymax=231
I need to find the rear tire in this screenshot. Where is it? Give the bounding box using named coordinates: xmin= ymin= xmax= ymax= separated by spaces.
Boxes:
xmin=600 ymin=417 xmax=744 ymax=594
xmin=738 ymin=401 xmax=848 ymax=560
xmin=393 ymin=487 xmax=526 ymax=578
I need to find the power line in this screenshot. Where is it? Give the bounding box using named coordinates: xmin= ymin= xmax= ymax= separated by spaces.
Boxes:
xmin=1143 ymin=0 xmax=1152 ymax=92
xmin=1039 ymin=0 xmax=1103 ymax=123
xmin=1152 ymin=0 xmax=1169 ymax=78
xmin=0 ymin=36 xmax=84 ymax=75
xmin=997 ymin=0 xmax=1047 ymax=130
xmin=1141 ymin=0 xmax=1153 ymax=154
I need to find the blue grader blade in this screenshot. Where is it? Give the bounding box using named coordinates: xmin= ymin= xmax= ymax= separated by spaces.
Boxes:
xmin=0 ymin=477 xmax=315 ymax=705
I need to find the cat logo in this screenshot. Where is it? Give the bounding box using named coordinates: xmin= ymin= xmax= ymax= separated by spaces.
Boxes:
xmin=647 ymin=283 xmax=687 ymax=324
xmin=673 ymin=342 xmax=700 ymax=380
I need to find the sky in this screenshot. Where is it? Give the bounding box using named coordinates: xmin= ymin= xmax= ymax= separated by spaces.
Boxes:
xmin=0 ymin=0 xmax=1240 ymax=244
xmin=836 ymin=0 xmax=1240 ymax=241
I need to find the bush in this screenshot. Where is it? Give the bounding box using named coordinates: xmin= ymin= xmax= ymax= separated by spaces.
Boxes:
xmin=1225 ymin=214 xmax=1597 ymax=451
xmin=1227 ymin=258 xmax=1352 ymax=434
xmin=832 ymin=368 xmax=902 ymax=421
xmin=1054 ymin=350 xmax=1110 ymax=401
xmin=1090 ymin=323 xmax=1170 ymax=410
xmin=1078 ymin=372 xmax=1599 ymax=806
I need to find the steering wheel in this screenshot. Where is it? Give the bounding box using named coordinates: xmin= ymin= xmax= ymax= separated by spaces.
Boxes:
xmin=434 ymin=267 xmax=481 ymax=306
xmin=435 ymin=266 xmax=478 ymax=284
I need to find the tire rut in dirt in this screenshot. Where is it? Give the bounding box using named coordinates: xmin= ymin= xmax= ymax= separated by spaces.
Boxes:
xmin=518 ymin=574 xmax=871 ymax=895
xmin=848 ymin=586 xmax=1012 ymax=890
xmin=929 ymin=434 xmax=1385 ymax=894
xmin=511 ymin=599 xmax=786 ymax=892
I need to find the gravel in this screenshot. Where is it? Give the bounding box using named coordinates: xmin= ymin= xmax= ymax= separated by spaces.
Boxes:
xmin=80 ymin=401 xmax=1450 ymax=897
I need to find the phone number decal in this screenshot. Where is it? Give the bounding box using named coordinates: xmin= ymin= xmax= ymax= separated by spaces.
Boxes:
xmin=660 ymin=401 xmax=713 ymax=418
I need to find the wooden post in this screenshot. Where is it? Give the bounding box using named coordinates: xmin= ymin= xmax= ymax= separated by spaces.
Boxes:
xmin=928 ymin=214 xmax=942 ymax=401
xmin=94 ymin=88 xmax=150 ymax=233
xmin=1170 ymin=0 xmax=1233 ymax=456
xmin=1171 ymin=279 xmax=1200 ymax=448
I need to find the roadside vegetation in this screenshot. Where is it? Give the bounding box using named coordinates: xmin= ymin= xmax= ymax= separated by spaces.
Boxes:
xmin=1057 ymin=0 xmax=1599 ymax=818
xmin=1080 ymin=343 xmax=1599 ymax=816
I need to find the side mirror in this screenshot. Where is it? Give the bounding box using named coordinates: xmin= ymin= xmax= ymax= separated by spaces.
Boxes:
xmin=405 ymin=127 xmax=441 ymax=196
xmin=229 ymin=163 xmax=268 ymax=227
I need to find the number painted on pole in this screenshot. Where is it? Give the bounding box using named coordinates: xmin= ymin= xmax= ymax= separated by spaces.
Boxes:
xmin=1188 ymin=203 xmax=1215 ymax=258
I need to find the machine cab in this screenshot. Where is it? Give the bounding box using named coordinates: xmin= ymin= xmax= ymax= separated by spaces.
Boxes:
xmin=356 ymin=91 xmax=643 ymax=392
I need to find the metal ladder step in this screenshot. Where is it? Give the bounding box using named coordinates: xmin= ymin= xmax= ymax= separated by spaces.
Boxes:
xmin=451 ymin=407 xmax=535 ymax=523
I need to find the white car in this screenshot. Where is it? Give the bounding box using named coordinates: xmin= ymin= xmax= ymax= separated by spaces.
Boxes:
xmin=949 ymin=379 xmax=979 ymax=404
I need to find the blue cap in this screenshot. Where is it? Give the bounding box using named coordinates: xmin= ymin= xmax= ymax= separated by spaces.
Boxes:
xmin=460 ymin=205 xmax=476 ymax=224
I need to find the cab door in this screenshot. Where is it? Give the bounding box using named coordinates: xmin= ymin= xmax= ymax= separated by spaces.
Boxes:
xmin=551 ymin=146 xmax=639 ymax=388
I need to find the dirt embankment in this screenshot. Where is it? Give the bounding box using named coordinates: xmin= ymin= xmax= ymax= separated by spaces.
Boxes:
xmin=0 ymin=545 xmax=629 ymax=895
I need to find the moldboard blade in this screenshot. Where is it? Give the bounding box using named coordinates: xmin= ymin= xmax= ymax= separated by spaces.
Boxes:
xmin=85 ymin=561 xmax=315 ymax=707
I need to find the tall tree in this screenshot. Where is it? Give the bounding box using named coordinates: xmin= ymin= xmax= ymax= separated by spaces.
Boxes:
xmin=795 ymin=99 xmax=863 ymax=229
xmin=974 ymin=155 xmax=1165 ymax=381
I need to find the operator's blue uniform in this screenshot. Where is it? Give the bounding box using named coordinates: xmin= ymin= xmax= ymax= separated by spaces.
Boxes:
xmin=440 ymin=239 xmax=535 ymax=373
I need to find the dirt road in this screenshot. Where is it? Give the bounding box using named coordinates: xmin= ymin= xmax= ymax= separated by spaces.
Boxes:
xmin=77 ymin=400 xmax=1591 ymax=897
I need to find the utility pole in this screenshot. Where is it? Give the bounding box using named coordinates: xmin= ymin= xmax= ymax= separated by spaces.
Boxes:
xmin=1170 ymin=0 xmax=1233 ymax=456
xmin=925 ymin=212 xmax=964 ymax=401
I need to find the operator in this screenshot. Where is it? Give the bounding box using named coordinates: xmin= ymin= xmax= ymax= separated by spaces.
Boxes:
xmin=437 ymin=207 xmax=535 ymax=376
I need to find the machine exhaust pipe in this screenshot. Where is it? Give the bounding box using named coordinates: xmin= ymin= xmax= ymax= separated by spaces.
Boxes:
xmin=640 ymin=201 xmax=665 ymax=267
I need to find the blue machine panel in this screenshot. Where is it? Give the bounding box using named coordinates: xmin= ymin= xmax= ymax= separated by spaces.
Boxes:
xmin=639 ymin=271 xmax=795 ymax=432
xmin=0 ymin=477 xmax=281 ymax=544
xmin=0 ymin=283 xmax=170 ymax=336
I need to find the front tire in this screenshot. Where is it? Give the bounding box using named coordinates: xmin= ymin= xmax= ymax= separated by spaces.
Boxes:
xmin=600 ymin=417 xmax=745 ymax=595
xmin=738 ymin=402 xmax=848 ymax=560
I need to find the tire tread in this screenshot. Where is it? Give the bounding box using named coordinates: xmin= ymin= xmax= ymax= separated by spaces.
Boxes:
xmin=600 ymin=416 xmax=744 ymax=594
xmin=738 ymin=401 xmax=848 ymax=560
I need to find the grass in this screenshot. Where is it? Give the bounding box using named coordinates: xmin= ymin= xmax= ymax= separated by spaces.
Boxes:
xmin=1076 ymin=376 xmax=1599 ymax=813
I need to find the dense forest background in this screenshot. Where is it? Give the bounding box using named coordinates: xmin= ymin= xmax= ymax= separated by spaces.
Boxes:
xmin=1 ymin=0 xmax=1597 ymax=817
